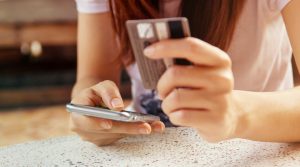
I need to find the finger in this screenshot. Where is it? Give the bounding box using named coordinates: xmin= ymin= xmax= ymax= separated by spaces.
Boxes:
xmin=104 ymin=121 xmax=153 ymax=135
xmin=106 ymin=121 xmax=165 ymax=134
xmin=150 ymin=121 xmax=165 ymax=133
xmin=91 ymin=80 xmax=124 ymax=110
xmin=161 ymin=89 xmax=217 ymax=115
xmin=71 ymin=113 xmax=153 ymax=135
xmin=144 ymin=37 xmax=231 ymax=67
xmin=157 ymin=65 xmax=233 ymax=98
xmin=168 ymin=109 xmax=229 ymax=136
xmin=70 ymin=112 xmax=113 ymax=132
xmin=168 ymin=109 xmax=214 ymax=128
xmin=104 ymin=121 xmax=165 ymax=134
xmin=81 ymin=120 xmax=165 ymax=135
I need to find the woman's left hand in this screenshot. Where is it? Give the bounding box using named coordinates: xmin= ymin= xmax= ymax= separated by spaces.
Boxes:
xmin=144 ymin=37 xmax=242 ymax=142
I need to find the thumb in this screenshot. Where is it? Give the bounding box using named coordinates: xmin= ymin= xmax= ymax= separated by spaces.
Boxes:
xmin=91 ymin=80 xmax=124 ymax=110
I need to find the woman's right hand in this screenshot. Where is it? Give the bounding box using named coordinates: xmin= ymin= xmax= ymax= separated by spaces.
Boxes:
xmin=69 ymin=80 xmax=165 ymax=146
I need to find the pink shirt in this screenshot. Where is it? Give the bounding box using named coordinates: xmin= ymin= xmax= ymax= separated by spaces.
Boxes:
xmin=75 ymin=0 xmax=293 ymax=113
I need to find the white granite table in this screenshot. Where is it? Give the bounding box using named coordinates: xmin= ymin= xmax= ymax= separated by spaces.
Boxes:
xmin=0 ymin=128 xmax=300 ymax=167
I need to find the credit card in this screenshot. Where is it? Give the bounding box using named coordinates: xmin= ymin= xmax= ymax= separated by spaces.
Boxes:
xmin=126 ymin=17 xmax=191 ymax=89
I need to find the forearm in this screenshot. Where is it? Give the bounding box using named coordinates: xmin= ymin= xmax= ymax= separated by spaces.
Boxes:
xmin=73 ymin=12 xmax=122 ymax=98
xmin=233 ymin=0 xmax=300 ymax=142
xmin=234 ymin=86 xmax=300 ymax=142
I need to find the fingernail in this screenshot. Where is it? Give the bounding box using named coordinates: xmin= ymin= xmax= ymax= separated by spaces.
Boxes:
xmin=144 ymin=47 xmax=155 ymax=57
xmin=111 ymin=98 xmax=124 ymax=108
xmin=100 ymin=121 xmax=112 ymax=129
xmin=139 ymin=128 xmax=150 ymax=134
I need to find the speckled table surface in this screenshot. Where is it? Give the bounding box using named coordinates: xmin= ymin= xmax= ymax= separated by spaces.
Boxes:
xmin=0 ymin=128 xmax=299 ymax=167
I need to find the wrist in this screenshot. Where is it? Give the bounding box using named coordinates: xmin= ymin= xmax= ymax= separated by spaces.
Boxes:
xmin=230 ymin=90 xmax=252 ymax=139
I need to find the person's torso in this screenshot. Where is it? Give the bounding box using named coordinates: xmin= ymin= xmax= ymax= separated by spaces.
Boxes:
xmin=75 ymin=0 xmax=293 ymax=122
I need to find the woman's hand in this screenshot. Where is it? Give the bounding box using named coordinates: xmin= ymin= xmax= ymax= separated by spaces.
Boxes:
xmin=69 ymin=80 xmax=165 ymax=146
xmin=144 ymin=37 xmax=243 ymax=142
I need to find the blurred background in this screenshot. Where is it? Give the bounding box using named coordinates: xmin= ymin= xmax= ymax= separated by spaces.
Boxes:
xmin=0 ymin=0 xmax=299 ymax=147
xmin=0 ymin=0 xmax=131 ymax=146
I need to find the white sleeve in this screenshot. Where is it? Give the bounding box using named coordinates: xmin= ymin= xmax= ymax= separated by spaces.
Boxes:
xmin=268 ymin=0 xmax=291 ymax=11
xmin=75 ymin=0 xmax=110 ymax=13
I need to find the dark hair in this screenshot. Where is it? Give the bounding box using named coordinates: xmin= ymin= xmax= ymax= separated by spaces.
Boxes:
xmin=109 ymin=0 xmax=245 ymax=65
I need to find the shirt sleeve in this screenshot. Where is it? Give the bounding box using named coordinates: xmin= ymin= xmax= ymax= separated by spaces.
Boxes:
xmin=75 ymin=0 xmax=110 ymax=13
xmin=268 ymin=0 xmax=291 ymax=11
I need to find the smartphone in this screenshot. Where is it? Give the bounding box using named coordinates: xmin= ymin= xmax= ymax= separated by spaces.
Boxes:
xmin=66 ymin=103 xmax=160 ymax=123
xmin=126 ymin=17 xmax=191 ymax=89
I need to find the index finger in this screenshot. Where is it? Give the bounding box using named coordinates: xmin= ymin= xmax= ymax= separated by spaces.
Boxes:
xmin=143 ymin=37 xmax=231 ymax=67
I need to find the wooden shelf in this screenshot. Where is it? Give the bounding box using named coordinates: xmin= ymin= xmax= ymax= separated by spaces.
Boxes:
xmin=0 ymin=0 xmax=76 ymax=24
xmin=0 ymin=23 xmax=77 ymax=47
xmin=0 ymin=0 xmax=77 ymax=47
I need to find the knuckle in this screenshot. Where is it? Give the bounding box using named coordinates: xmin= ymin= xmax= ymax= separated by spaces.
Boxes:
xmin=222 ymin=54 xmax=232 ymax=67
xmin=101 ymin=80 xmax=117 ymax=88
xmin=215 ymin=48 xmax=231 ymax=67
xmin=157 ymin=68 xmax=178 ymax=93
xmin=214 ymin=74 xmax=233 ymax=94
xmin=168 ymin=66 xmax=181 ymax=80
xmin=95 ymin=82 xmax=120 ymax=103
xmin=169 ymin=110 xmax=187 ymax=126
xmin=169 ymin=116 xmax=179 ymax=126
xmin=170 ymin=89 xmax=182 ymax=105
xmin=221 ymin=80 xmax=233 ymax=94
xmin=162 ymin=89 xmax=182 ymax=114
xmin=186 ymin=37 xmax=201 ymax=53
xmin=157 ymin=80 xmax=164 ymax=94
xmin=71 ymin=88 xmax=94 ymax=104
xmin=161 ymin=100 xmax=169 ymax=113
xmin=95 ymin=81 xmax=113 ymax=93
xmin=101 ymin=81 xmax=119 ymax=95
xmin=82 ymin=88 xmax=96 ymax=99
